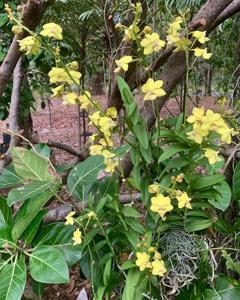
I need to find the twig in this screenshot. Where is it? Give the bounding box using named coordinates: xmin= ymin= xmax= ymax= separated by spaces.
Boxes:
xmin=47 ymin=140 xmax=87 ymax=160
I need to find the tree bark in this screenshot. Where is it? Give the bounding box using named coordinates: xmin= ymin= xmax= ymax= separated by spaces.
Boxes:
xmin=0 ymin=0 xmax=54 ymax=97
xmin=0 ymin=58 xmax=23 ymax=172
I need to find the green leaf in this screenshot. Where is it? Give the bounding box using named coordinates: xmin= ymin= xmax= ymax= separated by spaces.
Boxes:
xmin=0 ymin=255 xmax=26 ymax=300
xmin=122 ymin=269 xmax=145 ymax=300
xmin=67 ymin=155 xmax=104 ymax=200
xmin=103 ymin=258 xmax=112 ymax=286
xmin=122 ymin=206 xmax=141 ymax=218
xmin=158 ymin=144 xmax=189 ymax=163
xmin=185 ymin=218 xmax=212 ymax=232
xmin=0 ymin=167 xmax=23 ymax=189
xmin=0 ymin=13 xmax=8 ymax=27
xmin=22 ymin=210 xmax=47 ymax=244
xmin=0 ymin=196 xmax=13 ymax=226
xmin=33 ymin=144 xmax=51 ymax=158
xmin=11 ymin=147 xmax=56 ymax=182
xmin=33 ymin=222 xmax=82 ymax=266
xmin=12 ymin=191 xmax=55 ymax=241
xmin=132 ymin=121 xmax=149 ymax=150
xmin=29 ymin=245 xmax=69 ymax=284
xmin=208 ymin=182 xmax=231 ymax=211
xmin=221 ymin=250 xmax=240 ymax=274
xmin=0 ymin=223 xmax=14 ymax=248
xmin=7 ymin=181 xmax=58 ymax=206
xmin=191 ymin=174 xmax=225 ymax=189
xmin=117 ymin=76 xmax=133 ymax=106
xmin=233 ymin=162 xmax=240 ymax=204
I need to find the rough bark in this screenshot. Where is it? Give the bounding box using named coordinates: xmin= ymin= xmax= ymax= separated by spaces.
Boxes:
xmin=0 ymin=0 xmax=54 ymax=97
xmin=0 ymin=58 xmax=23 ymax=172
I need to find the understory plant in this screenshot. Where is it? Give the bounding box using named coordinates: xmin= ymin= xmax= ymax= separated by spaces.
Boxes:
xmin=0 ymin=2 xmax=240 ymax=300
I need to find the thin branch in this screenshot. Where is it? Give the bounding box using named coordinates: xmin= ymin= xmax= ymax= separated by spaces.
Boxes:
xmin=47 ymin=140 xmax=87 ymax=160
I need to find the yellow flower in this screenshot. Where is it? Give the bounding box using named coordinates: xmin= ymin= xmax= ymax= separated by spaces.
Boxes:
xmin=63 ymin=92 xmax=78 ymax=105
xmin=140 ymin=32 xmax=165 ymax=55
xmin=148 ymin=247 xmax=156 ymax=253
xmin=12 ymin=25 xmax=23 ymax=35
xmin=104 ymin=158 xmax=118 ymax=173
xmin=192 ymin=30 xmax=209 ymax=44
xmin=141 ymin=78 xmax=166 ymax=101
xmin=65 ymin=211 xmax=75 ymax=225
xmin=204 ymin=149 xmax=222 ymax=165
xmin=218 ymin=127 xmax=233 ymax=144
xmin=102 ymin=150 xmax=116 ymax=159
xmin=136 ymin=252 xmax=151 ymax=271
xmin=73 ymin=228 xmax=82 ymax=245
xmin=167 ymin=16 xmax=183 ymax=45
xmin=66 ymin=61 xmax=79 ymax=70
xmin=148 ymin=184 xmax=160 ymax=194
xmin=187 ymin=107 xmax=205 ymax=124
xmin=187 ymin=129 xmax=204 ymax=144
xmin=90 ymin=144 xmax=103 ymax=156
xmin=79 ymin=91 xmax=92 ymax=110
xmin=143 ymin=26 xmax=152 ymax=34
xmin=89 ymin=134 xmax=98 ymax=143
xmin=176 ymin=191 xmax=192 ymax=209
xmin=151 ymin=259 xmax=167 ymax=276
xmin=175 ymin=173 xmax=184 ymax=183
xmin=154 ymin=251 xmax=161 ymax=260
xmin=124 ymin=24 xmax=140 ymax=41
xmin=114 ymin=56 xmax=133 ymax=73
xmin=51 ymin=85 xmax=64 ymax=97
xmin=89 ymin=111 xmax=101 ymax=126
xmin=4 ymin=4 xmax=13 ymax=20
xmin=48 ymin=67 xmax=81 ymax=85
xmin=18 ymin=36 xmax=41 ymax=55
xmin=193 ymin=48 xmax=212 ymax=60
xmin=150 ymin=194 xmax=173 ymax=219
xmin=40 ymin=23 xmax=63 ymax=40
xmin=87 ymin=211 xmax=97 ymax=219
xmin=174 ymin=37 xmax=191 ymax=52
xmin=106 ymin=107 xmax=117 ymax=119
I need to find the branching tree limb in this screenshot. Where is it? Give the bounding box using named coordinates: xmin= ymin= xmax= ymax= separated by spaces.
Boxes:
xmin=0 ymin=0 xmax=54 ymax=97
xmin=47 ymin=140 xmax=88 ymax=160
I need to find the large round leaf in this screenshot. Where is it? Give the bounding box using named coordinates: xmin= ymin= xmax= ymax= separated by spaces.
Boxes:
xmin=29 ymin=245 xmax=69 ymax=284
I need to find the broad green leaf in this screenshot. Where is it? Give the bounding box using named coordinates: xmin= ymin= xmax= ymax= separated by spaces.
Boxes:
xmin=233 ymin=162 xmax=240 ymax=204
xmin=67 ymin=155 xmax=104 ymax=200
xmin=0 ymin=255 xmax=26 ymax=300
xmin=0 ymin=196 xmax=13 ymax=226
xmin=132 ymin=121 xmax=149 ymax=150
xmin=191 ymin=174 xmax=225 ymax=189
xmin=208 ymin=182 xmax=231 ymax=211
xmin=12 ymin=191 xmax=55 ymax=241
xmin=158 ymin=144 xmax=189 ymax=163
xmin=29 ymin=245 xmax=69 ymax=284
xmin=11 ymin=147 xmax=56 ymax=182
xmin=33 ymin=222 xmax=82 ymax=266
xmin=122 ymin=269 xmax=145 ymax=300
xmin=0 ymin=167 xmax=23 ymax=189
xmin=185 ymin=218 xmax=212 ymax=232
xmin=7 ymin=180 xmax=58 ymax=206
xmin=0 ymin=223 xmax=14 ymax=248
xmin=117 ymin=76 xmax=133 ymax=106
xmin=22 ymin=210 xmax=47 ymax=244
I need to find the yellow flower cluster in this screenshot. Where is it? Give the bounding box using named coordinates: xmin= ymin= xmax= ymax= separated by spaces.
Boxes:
xmin=64 ymin=212 xmax=83 ymax=245
xmin=4 ymin=4 xmax=13 ymax=20
xmin=167 ymin=16 xmax=183 ymax=45
xmin=18 ymin=36 xmax=41 ymax=55
xmin=149 ymin=183 xmax=192 ymax=219
xmin=48 ymin=67 xmax=82 ymax=85
xmin=40 ymin=23 xmax=63 ymax=40
xmin=187 ymin=107 xmax=234 ymax=144
xmin=89 ymin=108 xmax=119 ymax=173
xmin=136 ymin=248 xmax=166 ymax=277
xmin=141 ymin=78 xmax=166 ymax=101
